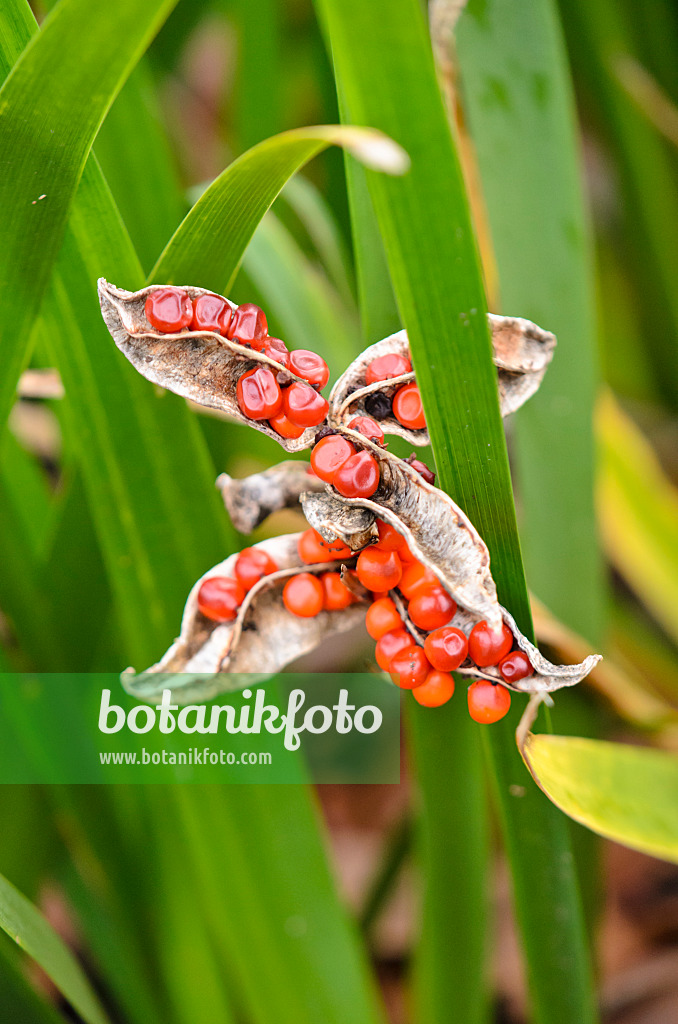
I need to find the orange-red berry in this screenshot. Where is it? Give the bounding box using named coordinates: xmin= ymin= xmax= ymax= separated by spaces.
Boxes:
xmin=236 ymin=367 xmax=283 ymax=420
xmin=269 ymin=409 xmax=306 ymax=438
xmin=375 ymin=519 xmax=406 ymax=551
xmin=407 ymin=585 xmax=457 ymax=631
xmin=197 ymin=576 xmax=245 ymax=622
xmin=468 ymin=620 xmax=513 ymax=667
xmin=356 ymin=548 xmax=402 ymax=592
xmin=413 ymin=670 xmax=455 ymax=707
xmin=263 ymin=336 xmax=290 ymax=367
xmin=226 ymin=302 xmax=268 ymax=350
xmin=282 ymin=573 xmax=324 ymax=617
xmin=365 ymin=353 xmax=412 ymax=385
xmin=288 ymin=350 xmax=330 ymax=390
xmin=310 ymin=435 xmax=356 ymax=483
xmin=321 ymin=572 xmax=354 ymax=610
xmin=499 ymin=651 xmax=533 ymax=684
xmin=145 ymin=288 xmax=193 ymax=332
xmin=234 ymin=547 xmax=278 ymax=592
xmin=283 ymin=382 xmax=329 ymax=427
xmin=297 ymin=528 xmax=351 ymax=564
xmin=467 ymin=680 xmax=511 ymax=723
xmin=375 ymin=628 xmax=412 ymax=671
xmin=365 ymin=597 xmax=403 ymax=640
xmin=398 ymin=561 xmax=438 ymax=599
xmin=393 ymin=383 xmax=426 ymax=430
xmin=348 ymin=416 xmax=384 ymax=445
xmin=389 ymin=645 xmax=431 ymax=689
xmin=190 ymin=293 xmax=232 ymax=334
xmin=333 ymin=451 xmax=380 ymax=499
xmin=406 ymin=456 xmax=435 ymax=485
xmin=424 ymin=626 xmax=468 ymax=671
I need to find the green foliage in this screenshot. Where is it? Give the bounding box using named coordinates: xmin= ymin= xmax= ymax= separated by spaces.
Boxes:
xmin=0 ymin=0 xmax=676 ymax=1021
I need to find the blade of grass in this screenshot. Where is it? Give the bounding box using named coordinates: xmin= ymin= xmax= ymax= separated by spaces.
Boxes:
xmin=319 ymin=2 xmax=597 ymax=1022
xmin=0 ymin=870 xmax=112 ymax=1024
xmin=456 ymin=0 xmax=605 ymax=646
xmin=0 ymin=944 xmax=65 ymax=1024
xmin=0 ymin=0 xmax=178 ymax=435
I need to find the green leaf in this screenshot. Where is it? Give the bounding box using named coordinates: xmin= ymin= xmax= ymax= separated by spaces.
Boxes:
xmin=598 ymin=391 xmax=678 ymax=645
xmin=0 ymin=0 xmax=178 ymax=434
xmin=522 ymin=734 xmax=678 ymax=864
xmin=319 ymin=2 xmax=597 ymax=1022
xmin=151 ymin=124 xmax=408 ymax=294
xmin=0 ymin=870 xmax=112 ymax=1024
xmin=457 ymin=0 xmax=606 ymax=645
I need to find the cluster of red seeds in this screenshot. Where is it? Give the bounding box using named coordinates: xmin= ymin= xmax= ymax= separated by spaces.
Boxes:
xmin=277 ymin=523 xmax=532 ymax=722
xmin=196 ymin=547 xmax=279 ymax=623
xmin=144 ymin=287 xmax=331 ymax=440
xmin=363 ymin=353 xmax=427 ymax=431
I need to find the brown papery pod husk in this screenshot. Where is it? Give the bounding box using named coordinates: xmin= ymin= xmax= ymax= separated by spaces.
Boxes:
xmin=216 ymin=461 xmax=324 ymax=534
xmin=98 ymin=280 xmax=321 ymax=452
xmin=121 ymin=534 xmax=366 ymax=705
xmin=328 ymin=314 xmax=556 ymax=441
xmin=303 ymin=428 xmax=503 ymax=630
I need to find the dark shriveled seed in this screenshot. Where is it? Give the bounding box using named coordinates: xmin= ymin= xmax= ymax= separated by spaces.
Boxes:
xmin=364 ymin=392 xmax=393 ymax=420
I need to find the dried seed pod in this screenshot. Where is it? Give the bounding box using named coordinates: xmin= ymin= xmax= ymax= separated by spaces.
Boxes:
xmin=216 ymin=462 xmax=324 ymax=534
xmin=389 ymin=590 xmax=600 ymax=694
xmin=98 ymin=280 xmax=322 ymax=452
xmin=300 ymin=491 xmax=379 ymax=551
xmin=329 ymin=316 xmax=556 ymax=441
xmin=303 ymin=428 xmax=503 ymax=630
xmin=121 ymin=534 xmax=366 ymax=705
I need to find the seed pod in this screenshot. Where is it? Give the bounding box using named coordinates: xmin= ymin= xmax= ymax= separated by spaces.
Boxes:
xmin=302 ymin=427 xmax=502 ymax=629
xmin=121 ymin=534 xmax=366 ymax=705
xmin=300 ymin=491 xmax=379 ymax=551
xmin=388 ymin=590 xmax=600 ymax=695
xmin=98 ymin=280 xmax=323 ymax=452
xmin=216 ymin=462 xmax=324 ymax=534
xmin=328 ymin=316 xmax=556 ymax=442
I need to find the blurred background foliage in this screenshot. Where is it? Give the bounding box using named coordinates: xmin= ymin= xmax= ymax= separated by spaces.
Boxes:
xmin=0 ymin=0 xmax=677 ymax=1022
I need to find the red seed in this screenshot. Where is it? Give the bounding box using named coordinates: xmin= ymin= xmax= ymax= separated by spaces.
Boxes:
xmin=145 ymin=288 xmax=193 ymax=333
xmin=321 ymin=572 xmax=355 ymax=610
xmin=389 ymin=645 xmax=431 ymax=690
xmin=333 ymin=451 xmax=380 ymax=498
xmin=191 ymin=293 xmax=232 ymax=334
xmin=407 ymin=585 xmax=457 ymax=631
xmin=197 ymin=576 xmax=245 ymax=622
xmin=365 ymin=597 xmax=403 ymax=640
xmin=365 ymin=353 xmax=412 ymax=385
xmin=375 ymin=519 xmax=406 ymax=552
xmin=288 ymin=350 xmax=330 ymax=390
xmin=234 ymin=547 xmax=278 ymax=592
xmin=263 ymin=336 xmax=290 ymax=367
xmin=375 ymin=628 xmax=412 ymax=671
xmin=282 ymin=573 xmax=324 ymax=618
xmin=399 ymin=561 xmax=438 ymax=599
xmin=236 ymin=367 xmax=283 ymax=420
xmin=468 ymin=620 xmax=514 ymax=668
xmin=467 ymin=681 xmax=511 ymax=723
xmin=348 ymin=416 xmax=385 ymax=445
xmin=424 ymin=627 xmax=468 ymax=671
xmin=310 ymin=435 xmax=356 ymax=483
xmin=283 ymin=383 xmax=330 ymax=427
xmin=393 ymin=383 xmax=426 ymax=430
xmin=269 ymin=409 xmax=306 ymax=438
xmin=413 ymin=671 xmax=456 ymax=707
xmin=226 ymin=303 xmax=268 ymax=350
xmin=297 ymin=528 xmax=351 ymax=564
xmin=499 ymin=651 xmax=534 ymax=684
xmin=407 ymin=456 xmax=436 ymax=485
xmin=356 ymin=548 xmax=402 ymax=592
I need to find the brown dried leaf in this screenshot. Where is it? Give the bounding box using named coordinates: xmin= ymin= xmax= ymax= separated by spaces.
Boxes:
xmin=97 ymin=279 xmax=320 ymax=452
xmin=328 ymin=315 xmax=556 ymax=441
xmin=121 ymin=534 xmax=366 ymax=705
xmin=216 ymin=461 xmax=324 ymax=534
